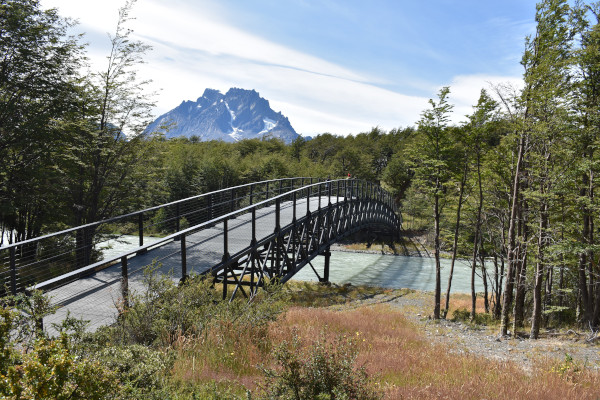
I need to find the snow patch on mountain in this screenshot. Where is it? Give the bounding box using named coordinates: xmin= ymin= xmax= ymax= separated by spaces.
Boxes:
xmin=260 ymin=118 xmax=278 ymax=134
xmin=145 ymin=88 xmax=299 ymax=144
xmin=225 ymin=101 xmax=236 ymax=122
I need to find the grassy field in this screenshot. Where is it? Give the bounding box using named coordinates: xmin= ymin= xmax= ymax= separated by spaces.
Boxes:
xmin=4 ymin=278 xmax=600 ymax=399
xmin=166 ymin=282 xmax=600 ymax=399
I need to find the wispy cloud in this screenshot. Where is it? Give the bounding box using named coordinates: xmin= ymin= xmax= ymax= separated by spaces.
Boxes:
xmin=444 ymin=75 xmax=524 ymax=124
xmin=40 ymin=0 xmax=526 ymax=136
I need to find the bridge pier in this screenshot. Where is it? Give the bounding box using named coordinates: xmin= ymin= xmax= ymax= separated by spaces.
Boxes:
xmin=319 ymin=248 xmax=331 ymax=283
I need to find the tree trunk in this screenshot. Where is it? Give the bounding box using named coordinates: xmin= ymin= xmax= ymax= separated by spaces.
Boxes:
xmin=480 ymin=237 xmax=489 ymax=314
xmin=433 ymin=187 xmax=442 ymax=319
xmin=492 ymin=255 xmax=499 ymax=316
xmin=531 ymin=199 xmax=548 ymax=339
xmin=444 ymin=160 xmax=469 ymax=318
xmin=513 ymin=200 xmax=528 ymax=333
xmin=470 ymin=245 xmax=478 ymax=320
xmin=471 ymin=154 xmax=484 ymax=320
xmin=501 ymin=133 xmax=526 ymax=336
xmin=544 ymin=252 xmax=553 ymax=326
xmin=578 ymin=178 xmax=593 ymax=325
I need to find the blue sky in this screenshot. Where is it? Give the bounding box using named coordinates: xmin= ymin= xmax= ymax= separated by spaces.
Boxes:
xmin=40 ymin=0 xmax=537 ymax=136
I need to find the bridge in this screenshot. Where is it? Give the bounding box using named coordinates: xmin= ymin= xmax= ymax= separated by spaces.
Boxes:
xmin=0 ymin=178 xmax=401 ymax=331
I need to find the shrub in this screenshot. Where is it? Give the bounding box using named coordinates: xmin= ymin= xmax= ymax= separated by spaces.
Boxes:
xmin=0 ymin=307 xmax=118 ymax=399
xmin=451 ymin=307 xmax=494 ymax=326
xmin=259 ymin=330 xmax=381 ymax=400
xmin=96 ymin=344 xmax=174 ymax=399
xmin=111 ymin=264 xmax=287 ymax=347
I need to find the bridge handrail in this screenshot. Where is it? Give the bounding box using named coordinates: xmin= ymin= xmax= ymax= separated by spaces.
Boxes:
xmin=3 ymin=178 xmax=400 ymax=295
xmin=0 ymin=177 xmax=313 ymax=250
xmin=31 ymin=179 xmax=399 ymax=291
xmin=32 ymin=178 xmax=400 ymax=293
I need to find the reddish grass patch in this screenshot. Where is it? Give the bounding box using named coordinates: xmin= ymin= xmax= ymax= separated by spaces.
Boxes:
xmin=277 ymin=305 xmax=600 ymax=400
xmin=169 ymin=298 xmax=600 ymax=399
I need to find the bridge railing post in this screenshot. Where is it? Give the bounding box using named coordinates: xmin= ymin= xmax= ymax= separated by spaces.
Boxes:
xmin=266 ymin=181 xmax=269 ymax=200
xmin=292 ymin=190 xmax=297 ymax=222
xmin=9 ymin=247 xmax=17 ymax=295
xmin=121 ymin=256 xmax=129 ymax=309
xmin=138 ymin=212 xmax=144 ymax=247
xmin=306 ymin=181 xmax=311 ymax=215
xmin=204 ymin=193 xmax=209 ymax=221
xmin=318 ymin=183 xmax=322 ymax=211
xmin=180 ymin=233 xmax=187 ymax=282
xmin=252 ymin=207 xmax=257 ymax=242
xmin=275 ymin=198 xmax=281 ymax=231
xmin=222 ymin=217 xmax=229 ymax=299
xmin=137 ymin=213 xmax=148 ymax=254
xmin=175 ymin=203 xmax=181 ymax=233
xmin=291 ymin=191 xmax=297 ymax=265
xmin=230 ymin=188 xmax=235 ymax=213
xmin=275 ymin=197 xmax=282 ymax=274
xmin=223 ymin=218 xmax=229 ymax=259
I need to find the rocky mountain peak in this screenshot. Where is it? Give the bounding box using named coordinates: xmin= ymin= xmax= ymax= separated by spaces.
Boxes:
xmin=146 ymin=88 xmax=299 ymax=143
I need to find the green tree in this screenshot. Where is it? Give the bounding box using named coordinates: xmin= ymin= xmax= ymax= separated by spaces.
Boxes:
xmin=409 ymin=87 xmax=454 ymax=319
xmin=0 ymin=0 xmax=84 ymax=243
xmin=500 ymin=0 xmax=574 ymax=337
xmin=571 ymin=0 xmax=600 ymax=328
xmin=57 ymin=0 xmax=159 ymax=265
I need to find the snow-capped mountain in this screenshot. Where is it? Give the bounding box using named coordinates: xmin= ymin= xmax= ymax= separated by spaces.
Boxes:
xmin=146 ymin=88 xmax=299 ymax=143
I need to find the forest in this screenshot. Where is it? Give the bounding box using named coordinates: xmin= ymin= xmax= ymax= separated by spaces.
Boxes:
xmin=2 ymin=0 xmax=600 ymax=348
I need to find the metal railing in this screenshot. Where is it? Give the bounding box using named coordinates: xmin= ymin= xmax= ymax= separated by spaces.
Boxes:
xmin=29 ymin=178 xmax=400 ymax=302
xmin=0 ymin=177 xmax=329 ymax=295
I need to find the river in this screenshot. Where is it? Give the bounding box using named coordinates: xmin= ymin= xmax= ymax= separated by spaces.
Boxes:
xmin=100 ymin=235 xmax=485 ymax=294
xmin=292 ymin=251 xmax=486 ymax=294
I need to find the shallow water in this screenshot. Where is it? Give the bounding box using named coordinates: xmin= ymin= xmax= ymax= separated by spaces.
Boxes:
xmin=292 ymin=251 xmax=487 ymax=294
xmin=100 ymin=236 xmax=487 ymax=294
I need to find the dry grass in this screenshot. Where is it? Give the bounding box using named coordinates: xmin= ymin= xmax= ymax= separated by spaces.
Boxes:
xmin=447 ymin=292 xmax=488 ymax=314
xmin=277 ymin=305 xmax=600 ymax=399
xmin=168 ymin=283 xmax=600 ymax=399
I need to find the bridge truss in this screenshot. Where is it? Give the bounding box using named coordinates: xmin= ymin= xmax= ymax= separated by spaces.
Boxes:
xmin=215 ymin=179 xmax=400 ymax=301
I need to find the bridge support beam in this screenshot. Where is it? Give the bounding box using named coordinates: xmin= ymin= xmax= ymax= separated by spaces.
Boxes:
xmin=319 ymin=248 xmax=331 ymax=283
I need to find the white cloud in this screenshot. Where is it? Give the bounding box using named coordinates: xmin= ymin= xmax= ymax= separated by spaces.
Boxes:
xmin=40 ymin=0 xmax=525 ymax=136
xmin=443 ymin=74 xmax=524 ymax=124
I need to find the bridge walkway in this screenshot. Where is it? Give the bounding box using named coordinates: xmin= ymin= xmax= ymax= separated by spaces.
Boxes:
xmin=44 ymin=196 xmax=329 ymax=331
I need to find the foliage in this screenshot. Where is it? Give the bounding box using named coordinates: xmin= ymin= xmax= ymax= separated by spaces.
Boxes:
xmin=450 ymin=308 xmax=495 ymax=326
xmin=97 ymin=263 xmax=286 ymax=348
xmin=550 ymin=353 xmax=583 ymax=382
xmin=0 ymin=0 xmax=85 ymax=243
xmin=1 ymin=289 xmax=57 ymax=346
xmin=95 ymin=344 xmax=174 ymax=399
xmin=259 ymin=331 xmax=381 ymax=400
xmin=0 ymin=305 xmax=118 ymax=399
